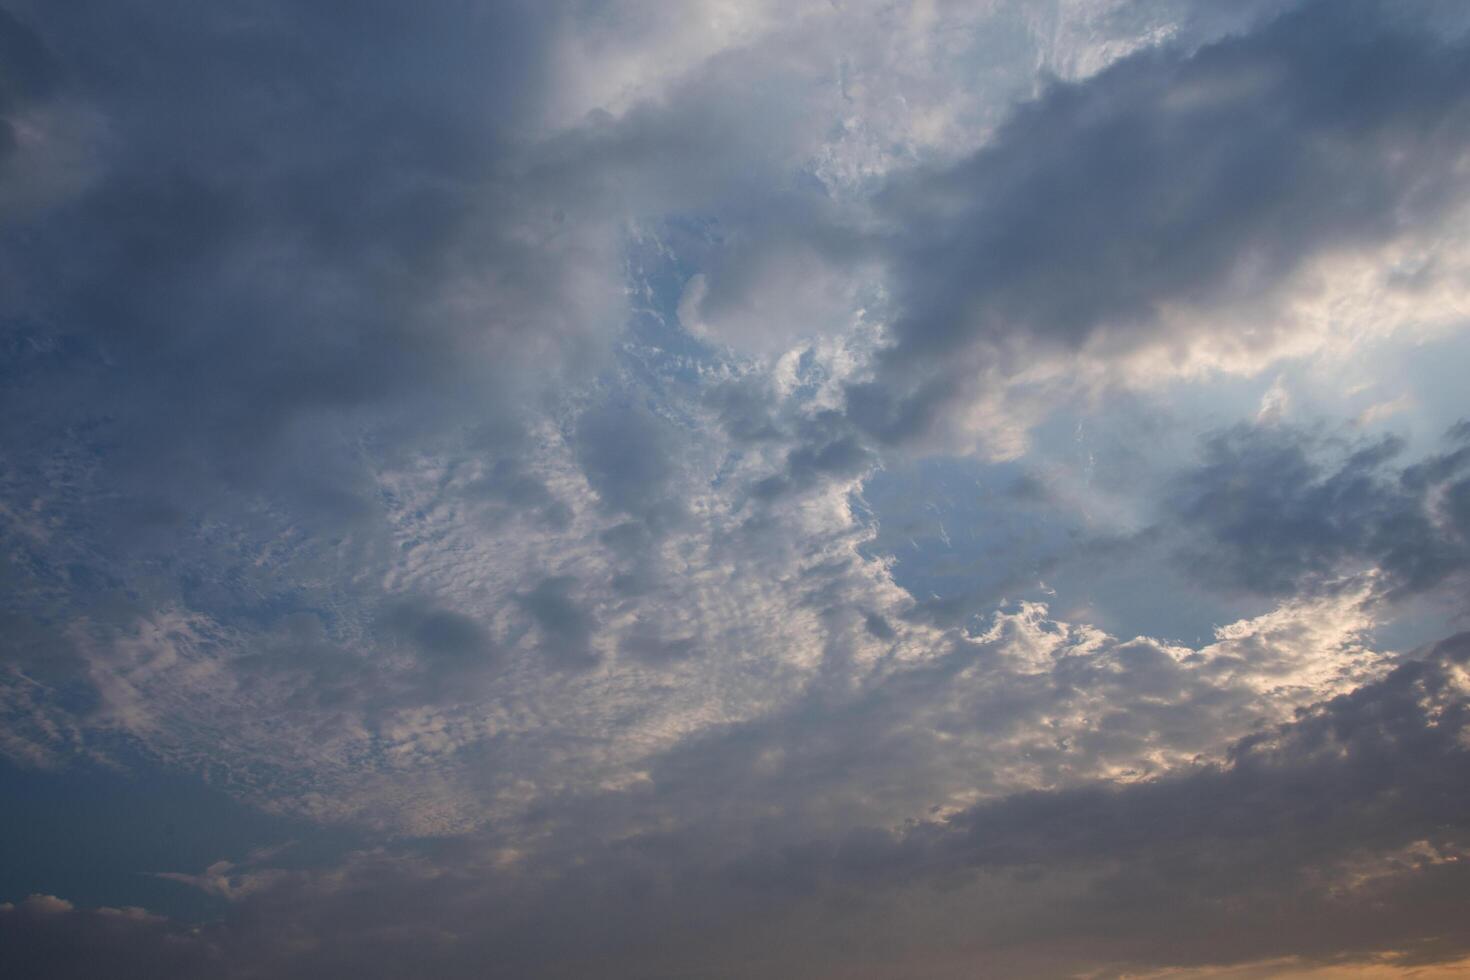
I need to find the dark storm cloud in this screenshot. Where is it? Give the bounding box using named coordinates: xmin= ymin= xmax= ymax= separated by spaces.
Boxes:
xmin=1168 ymin=421 xmax=1470 ymax=600
xmin=847 ymin=0 xmax=1470 ymax=444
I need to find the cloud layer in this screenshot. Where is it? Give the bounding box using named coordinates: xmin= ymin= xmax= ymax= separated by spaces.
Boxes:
xmin=3 ymin=0 xmax=1470 ymax=976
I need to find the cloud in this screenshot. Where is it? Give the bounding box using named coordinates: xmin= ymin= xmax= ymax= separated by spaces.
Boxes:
xmin=845 ymin=0 xmax=1470 ymax=450
xmin=518 ymin=576 xmax=599 ymax=671
xmin=573 ymin=397 xmax=687 ymax=527
xmin=5 ymin=631 xmax=1464 ymax=979
xmin=1167 ymin=421 xmax=1470 ymax=602
xmin=380 ymin=599 xmax=496 ymax=668
xmin=0 ymin=0 xmax=626 ymax=579
xmin=0 ymin=893 xmax=212 ymax=979
xmin=3 ymin=1 xmax=1470 ymax=975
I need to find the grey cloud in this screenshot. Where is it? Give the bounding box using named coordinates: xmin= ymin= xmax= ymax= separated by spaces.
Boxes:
xmin=0 ymin=9 xmax=56 ymax=155
xmin=1168 ymin=421 xmax=1470 ymax=601
xmin=703 ymin=377 xmax=784 ymax=444
xmin=380 ymin=598 xmax=497 ymax=670
xmin=9 ymin=632 xmax=1468 ymax=979
xmin=582 ymin=594 xmax=1379 ymax=863
xmin=4 ymin=1 xmax=1470 ymax=976
xmin=598 ymin=520 xmax=660 ymax=599
xmin=233 ymin=603 xmax=501 ymax=718
xmin=233 ymin=615 xmax=374 ymax=716
xmin=657 ymin=632 xmax=1470 ymax=975
xmin=617 ymin=617 xmax=698 ymax=666
xmin=463 ymin=460 xmax=573 ymax=531
xmin=574 ymin=398 xmax=687 ymax=530
xmin=0 ymin=0 xmax=620 ymax=567
xmin=940 ymin=633 xmax=1470 ymax=866
xmin=863 ymin=611 xmax=896 ymax=640
xmin=750 ymin=410 xmax=875 ymax=502
xmin=0 ymin=896 xmax=213 ymax=980
xmin=598 ymin=520 xmax=653 ymax=558
xmin=519 ymin=575 xmax=598 ymax=671
xmin=0 ymin=0 xmax=634 ymax=773
xmin=847 ymin=0 xmax=1470 ymax=444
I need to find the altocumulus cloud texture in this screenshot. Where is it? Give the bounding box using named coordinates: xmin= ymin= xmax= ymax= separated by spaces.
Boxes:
xmin=4 ymin=1 xmax=1470 ymax=977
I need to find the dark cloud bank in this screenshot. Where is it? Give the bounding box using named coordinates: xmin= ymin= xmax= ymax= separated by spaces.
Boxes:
xmin=5 ymin=633 xmax=1470 ymax=978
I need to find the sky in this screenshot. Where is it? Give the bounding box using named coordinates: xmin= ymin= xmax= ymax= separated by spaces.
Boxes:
xmin=2 ymin=1 xmax=1470 ymax=977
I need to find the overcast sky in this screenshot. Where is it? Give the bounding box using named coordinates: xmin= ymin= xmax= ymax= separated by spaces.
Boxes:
xmin=4 ymin=1 xmax=1470 ymax=977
